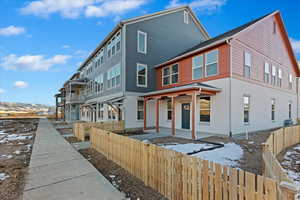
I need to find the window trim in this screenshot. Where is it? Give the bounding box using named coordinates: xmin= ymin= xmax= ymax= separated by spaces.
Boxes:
xmin=243 ymin=95 xmax=250 ymax=124
xmin=136 ymin=63 xmax=147 ymax=87
xmin=199 ymin=96 xmax=211 ymax=123
xmin=184 ymin=11 xmax=189 ymax=24
xmin=137 ymin=30 xmax=147 ymax=54
xmin=162 ymin=63 xmax=179 ymax=86
xmin=192 ymin=54 xmax=204 ymax=80
xmin=205 ymin=49 xmax=219 ymax=77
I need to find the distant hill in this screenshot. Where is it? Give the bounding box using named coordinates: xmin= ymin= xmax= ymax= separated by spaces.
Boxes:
xmin=0 ymin=102 xmax=53 ymax=112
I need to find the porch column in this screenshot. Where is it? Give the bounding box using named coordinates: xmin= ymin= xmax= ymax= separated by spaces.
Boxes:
xmin=191 ymin=91 xmax=197 ymax=139
xmin=171 ymin=96 xmax=176 ymax=136
xmin=156 ymin=98 xmax=160 ymax=133
xmin=143 ymin=98 xmax=147 ymax=130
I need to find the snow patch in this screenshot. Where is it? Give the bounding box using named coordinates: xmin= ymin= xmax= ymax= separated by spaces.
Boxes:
xmin=0 ymin=173 xmax=9 ymax=181
xmin=0 ymin=155 xmax=13 ymax=159
xmin=0 ymin=134 xmax=32 ymax=144
xmin=162 ymin=143 xmax=215 ymax=154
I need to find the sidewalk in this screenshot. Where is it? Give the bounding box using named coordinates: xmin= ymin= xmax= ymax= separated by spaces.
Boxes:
xmin=23 ymin=119 xmax=124 ymax=200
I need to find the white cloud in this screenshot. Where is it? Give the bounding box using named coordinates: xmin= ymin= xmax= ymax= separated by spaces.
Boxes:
xmin=0 ymin=54 xmax=71 ymax=71
xmin=0 ymin=26 xmax=26 ymax=36
xmin=20 ymin=0 xmax=147 ymax=19
xmin=0 ymin=88 xmax=5 ymax=94
xmin=14 ymin=81 xmax=28 ymax=89
xmin=290 ymin=38 xmax=300 ymax=55
xmin=62 ymin=44 xmax=71 ymax=49
xmin=166 ymin=0 xmax=226 ymax=12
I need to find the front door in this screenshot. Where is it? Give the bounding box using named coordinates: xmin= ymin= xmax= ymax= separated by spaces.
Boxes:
xmin=181 ymin=103 xmax=190 ymax=129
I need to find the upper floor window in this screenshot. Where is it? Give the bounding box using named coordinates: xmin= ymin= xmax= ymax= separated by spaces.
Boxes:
xmin=206 ymin=50 xmax=218 ymax=76
xmin=289 ymin=74 xmax=293 ymax=89
xmin=95 ymin=74 xmax=104 ymax=93
xmin=184 ymin=11 xmax=189 ymax=24
xmin=107 ymin=41 xmax=112 ymax=58
xmin=116 ymin=32 xmax=121 ymax=52
xmin=107 ymin=32 xmax=121 ymax=59
xmin=244 ymin=52 xmax=251 ymax=78
xmin=264 ymin=62 xmax=270 ymax=83
xmin=271 ymin=65 xmax=276 ymax=85
xmin=243 ymin=95 xmax=250 ymax=123
xmin=277 ymin=68 xmax=282 ymax=87
xmin=162 ymin=64 xmax=178 ymax=85
xmin=107 ymin=64 xmax=121 ymax=89
xmin=273 ymin=21 xmax=277 ymax=34
xmin=137 ymin=100 xmax=144 ymax=120
xmin=137 ymin=63 xmax=147 ymax=87
xmin=137 ymin=31 xmax=147 ymax=54
xmin=192 ymin=55 xmax=203 ymax=80
xmin=200 ymin=97 xmax=211 ymax=123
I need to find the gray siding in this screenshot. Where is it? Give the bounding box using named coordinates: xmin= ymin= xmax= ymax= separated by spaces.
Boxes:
xmin=125 ymin=9 xmax=207 ymax=92
xmin=84 ymin=37 xmax=123 ymax=102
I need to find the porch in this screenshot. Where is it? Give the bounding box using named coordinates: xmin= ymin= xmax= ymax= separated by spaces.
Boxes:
xmin=142 ymin=83 xmax=221 ymax=140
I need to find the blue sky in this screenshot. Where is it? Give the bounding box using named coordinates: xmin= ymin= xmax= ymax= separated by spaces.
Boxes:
xmin=0 ymin=0 xmax=299 ymax=105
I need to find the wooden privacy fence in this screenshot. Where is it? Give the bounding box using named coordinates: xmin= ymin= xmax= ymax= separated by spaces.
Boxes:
xmin=73 ymin=121 xmax=124 ymax=141
xmin=90 ymin=128 xmax=298 ymax=200
xmin=262 ymin=125 xmax=300 ymax=185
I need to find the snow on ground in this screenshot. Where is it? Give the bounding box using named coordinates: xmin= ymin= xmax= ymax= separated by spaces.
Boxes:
xmin=160 ymin=143 xmax=216 ymax=154
xmin=0 ymin=134 xmax=33 ymax=144
xmin=161 ymin=142 xmax=243 ymax=167
xmin=281 ymin=144 xmax=300 ymax=185
xmin=0 ymin=173 xmax=9 ymax=181
xmin=0 ymin=155 xmax=13 ymax=159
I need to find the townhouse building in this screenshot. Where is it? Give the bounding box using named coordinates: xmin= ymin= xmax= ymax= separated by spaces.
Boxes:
xmin=55 ymin=7 xmax=299 ymax=138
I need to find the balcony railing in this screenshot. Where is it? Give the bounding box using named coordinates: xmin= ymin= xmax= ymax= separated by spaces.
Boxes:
xmin=66 ymin=95 xmax=85 ymax=104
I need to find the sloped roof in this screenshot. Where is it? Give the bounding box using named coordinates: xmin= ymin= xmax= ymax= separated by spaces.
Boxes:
xmin=155 ymin=11 xmax=276 ymax=68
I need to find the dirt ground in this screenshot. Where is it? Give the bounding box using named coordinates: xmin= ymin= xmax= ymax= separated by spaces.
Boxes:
xmin=56 ymin=128 xmax=73 ymax=135
xmin=64 ymin=136 xmax=81 ymax=143
xmin=79 ymin=148 xmax=167 ymax=200
xmin=0 ymin=119 xmax=38 ymax=200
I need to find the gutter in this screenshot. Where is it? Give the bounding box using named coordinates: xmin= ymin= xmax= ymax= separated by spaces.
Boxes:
xmin=226 ymin=38 xmax=233 ymax=137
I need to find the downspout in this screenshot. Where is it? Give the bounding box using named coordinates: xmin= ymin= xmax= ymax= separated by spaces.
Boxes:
xmin=226 ymin=39 xmax=233 ymax=137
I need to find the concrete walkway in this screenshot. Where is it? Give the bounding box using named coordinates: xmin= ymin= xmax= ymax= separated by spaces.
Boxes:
xmin=23 ymin=119 xmax=124 ymax=200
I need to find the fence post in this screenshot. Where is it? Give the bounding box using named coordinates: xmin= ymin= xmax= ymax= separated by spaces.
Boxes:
xmin=280 ymin=181 xmax=300 ymax=200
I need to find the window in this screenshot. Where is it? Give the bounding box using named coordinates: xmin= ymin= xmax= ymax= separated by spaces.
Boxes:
xmin=244 ymin=52 xmax=251 ymax=78
xmin=96 ymin=74 xmax=104 ymax=93
xmin=206 ymin=50 xmax=218 ymax=76
xmin=271 ymin=99 xmax=275 ymax=121
xmin=107 ymin=64 xmax=121 ymax=89
xmin=137 ymin=63 xmax=147 ymax=87
xmin=184 ymin=11 xmax=189 ymax=24
xmin=288 ymin=102 xmax=292 ymax=119
xmin=289 ymin=74 xmax=293 ymax=89
xmin=277 ymin=68 xmax=282 ymax=87
xmin=167 ymin=100 xmax=172 ymax=120
xmin=98 ymin=103 xmax=104 ymax=120
xmin=107 ymin=41 xmax=112 ymax=58
xmin=111 ymin=37 xmax=116 ymax=56
xmin=273 ymin=21 xmax=277 ymax=34
xmin=106 ymin=32 xmax=121 ymax=59
xmin=271 ymin=65 xmax=276 ymax=85
xmin=192 ymin=55 xmax=203 ymax=80
xmin=108 ymin=105 xmax=116 ymax=120
xmin=162 ymin=64 xmax=179 ymax=85
xmin=243 ymin=96 xmax=250 ymax=123
xmin=200 ymin=97 xmax=211 ymax=123
xmin=116 ymin=32 xmax=121 ymax=52
xmin=264 ymin=62 xmax=270 ymax=83
xmin=137 ymin=31 xmax=147 ymax=54
xmin=137 ymin=100 xmax=144 ymax=120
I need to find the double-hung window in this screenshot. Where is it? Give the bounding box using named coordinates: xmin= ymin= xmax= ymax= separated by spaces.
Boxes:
xmin=116 ymin=32 xmax=121 ymax=52
xmin=264 ymin=62 xmax=270 ymax=83
xmin=111 ymin=37 xmax=116 ymax=56
xmin=243 ymin=96 xmax=250 ymax=123
xmin=244 ymin=52 xmax=251 ymax=78
xmin=206 ymin=50 xmax=218 ymax=76
xmin=192 ymin=55 xmax=203 ymax=80
xmin=99 ymin=74 xmax=104 ymax=92
xmin=167 ymin=100 xmax=172 ymax=120
xmin=271 ymin=99 xmax=275 ymax=121
xmin=137 ymin=31 xmax=147 ymax=54
xmin=289 ymin=74 xmax=293 ymax=89
xmin=137 ymin=100 xmax=144 ymax=120
xmin=200 ymin=97 xmax=211 ymax=123
xmin=184 ymin=11 xmax=189 ymax=24
xmin=271 ymin=65 xmax=276 ymax=85
xmin=137 ymin=63 xmax=147 ymax=87
xmin=107 ymin=64 xmax=121 ymax=89
xmin=278 ymin=68 xmax=282 ymax=87
xmin=107 ymin=42 xmax=112 ymax=58
xmin=162 ymin=64 xmax=178 ymax=85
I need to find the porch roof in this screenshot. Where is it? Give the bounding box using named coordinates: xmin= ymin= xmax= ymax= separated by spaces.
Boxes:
xmin=142 ymin=83 xmax=221 ymax=98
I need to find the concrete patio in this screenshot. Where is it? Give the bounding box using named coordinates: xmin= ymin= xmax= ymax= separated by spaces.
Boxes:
xmin=130 ymin=127 xmax=223 ymax=141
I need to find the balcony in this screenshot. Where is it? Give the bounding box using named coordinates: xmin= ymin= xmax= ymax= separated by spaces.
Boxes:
xmin=66 ymin=94 xmax=85 ymax=104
